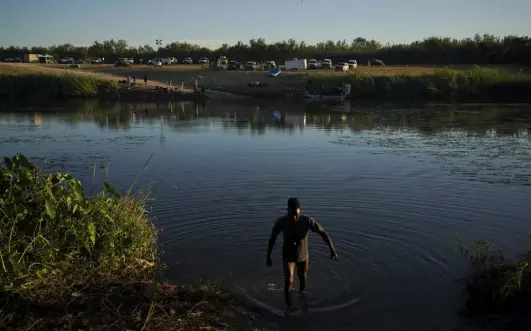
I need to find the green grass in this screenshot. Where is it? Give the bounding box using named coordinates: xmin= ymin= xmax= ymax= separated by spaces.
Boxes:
xmin=0 ymin=72 xmax=116 ymax=99
xmin=457 ymin=237 xmax=531 ymax=314
xmin=309 ymin=66 xmax=531 ymax=102
xmin=0 ymin=154 xmax=158 ymax=293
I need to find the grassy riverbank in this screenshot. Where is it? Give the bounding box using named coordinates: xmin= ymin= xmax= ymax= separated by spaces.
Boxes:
xmin=310 ymin=66 xmax=531 ymax=102
xmin=2 ymin=63 xmax=530 ymax=102
xmin=0 ymin=70 xmax=113 ymax=99
xmin=0 ymin=64 xmax=199 ymax=102
xmin=66 ymin=63 xmax=530 ymax=102
xmin=0 ymin=154 xmax=270 ymax=330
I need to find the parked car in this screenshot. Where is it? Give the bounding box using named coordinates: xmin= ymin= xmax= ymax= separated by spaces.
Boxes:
xmin=182 ymin=57 xmax=193 ymax=64
xmin=244 ymin=61 xmax=258 ymax=70
xmin=114 ymin=60 xmax=131 ymax=68
xmin=368 ymin=58 xmax=385 ymax=66
xmin=308 ymin=59 xmax=319 ymax=69
xmin=90 ymin=58 xmax=102 ymax=64
xmin=168 ymin=57 xmax=178 ymax=64
xmin=322 ymin=59 xmax=333 ymax=69
xmin=198 ymin=57 xmax=209 ymax=64
xmin=227 ymin=61 xmax=240 ymax=70
xmin=335 ymin=62 xmax=349 ymax=72
xmin=60 ymin=57 xmax=75 ymax=64
xmin=5 ymin=57 xmax=22 ymax=63
xmin=118 ymin=58 xmax=134 ymax=65
xmin=348 ymin=60 xmax=358 ymax=69
xmin=152 ymin=59 xmax=163 ymax=67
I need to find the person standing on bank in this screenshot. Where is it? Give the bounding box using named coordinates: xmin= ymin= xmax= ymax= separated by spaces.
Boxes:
xmin=266 ymin=197 xmax=339 ymax=314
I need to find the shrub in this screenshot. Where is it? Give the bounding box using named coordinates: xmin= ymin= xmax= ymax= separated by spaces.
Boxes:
xmin=457 ymin=237 xmax=531 ymax=312
xmin=0 ymin=154 xmax=158 ymax=293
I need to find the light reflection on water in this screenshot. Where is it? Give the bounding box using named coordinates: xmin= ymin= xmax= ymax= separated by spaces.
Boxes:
xmin=1 ymin=99 xmax=531 ymax=331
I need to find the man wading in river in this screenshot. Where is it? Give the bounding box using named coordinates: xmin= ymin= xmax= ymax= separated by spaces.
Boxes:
xmin=266 ymin=197 xmax=339 ymax=314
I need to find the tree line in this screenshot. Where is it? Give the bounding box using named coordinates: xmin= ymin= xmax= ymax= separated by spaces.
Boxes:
xmin=1 ymin=34 xmax=530 ymax=65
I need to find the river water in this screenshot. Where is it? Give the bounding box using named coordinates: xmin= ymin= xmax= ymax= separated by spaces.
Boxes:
xmin=2 ymin=100 xmax=531 ymax=331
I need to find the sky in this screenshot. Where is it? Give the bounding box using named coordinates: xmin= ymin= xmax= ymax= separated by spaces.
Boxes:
xmin=1 ymin=0 xmax=530 ymax=49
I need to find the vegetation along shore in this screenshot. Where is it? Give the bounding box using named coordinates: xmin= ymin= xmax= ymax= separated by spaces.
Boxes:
xmin=2 ymin=34 xmax=530 ymax=65
xmin=0 ymin=64 xmax=203 ymax=102
xmin=0 ymin=154 xmax=275 ymax=331
xmin=1 ymin=62 xmax=530 ymax=103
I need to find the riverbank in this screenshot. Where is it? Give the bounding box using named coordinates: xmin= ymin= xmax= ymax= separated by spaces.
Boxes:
xmin=0 ymin=63 xmax=205 ymax=102
xmin=0 ymin=154 xmax=274 ymax=331
xmin=6 ymin=63 xmax=531 ymax=103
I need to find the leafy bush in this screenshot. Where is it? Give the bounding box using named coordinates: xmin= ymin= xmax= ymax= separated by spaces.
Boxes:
xmin=0 ymin=154 xmax=157 ymax=292
xmin=457 ymin=237 xmax=531 ymax=312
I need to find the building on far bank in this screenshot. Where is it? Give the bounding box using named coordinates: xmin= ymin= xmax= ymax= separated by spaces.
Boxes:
xmin=24 ymin=54 xmax=38 ymax=63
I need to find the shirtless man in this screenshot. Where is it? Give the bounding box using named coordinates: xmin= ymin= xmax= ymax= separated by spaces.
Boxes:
xmin=266 ymin=197 xmax=339 ymax=313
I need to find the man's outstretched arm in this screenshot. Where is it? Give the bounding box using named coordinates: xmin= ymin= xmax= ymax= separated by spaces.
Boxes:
xmin=310 ymin=217 xmax=339 ymax=262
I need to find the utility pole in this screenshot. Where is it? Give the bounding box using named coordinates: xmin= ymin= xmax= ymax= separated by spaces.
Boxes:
xmin=156 ymin=39 xmax=162 ymax=57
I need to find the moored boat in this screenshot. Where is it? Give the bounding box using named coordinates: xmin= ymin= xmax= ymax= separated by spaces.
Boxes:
xmin=303 ymin=84 xmax=351 ymax=101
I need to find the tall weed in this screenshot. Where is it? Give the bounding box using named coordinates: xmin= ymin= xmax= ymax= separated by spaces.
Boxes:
xmin=0 ymin=154 xmax=157 ymax=292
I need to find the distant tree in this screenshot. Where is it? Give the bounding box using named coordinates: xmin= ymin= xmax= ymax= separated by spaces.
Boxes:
xmin=2 ymin=35 xmax=530 ymax=65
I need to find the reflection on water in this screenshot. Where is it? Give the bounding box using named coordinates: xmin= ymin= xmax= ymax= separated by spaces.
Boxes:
xmin=2 ymin=100 xmax=531 ymax=331
xmin=3 ymin=100 xmax=531 ymax=186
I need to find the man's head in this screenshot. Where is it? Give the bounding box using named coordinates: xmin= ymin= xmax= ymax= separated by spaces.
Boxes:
xmin=287 ymin=197 xmax=301 ymax=219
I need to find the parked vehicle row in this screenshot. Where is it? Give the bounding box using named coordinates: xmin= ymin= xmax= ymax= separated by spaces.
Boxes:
xmin=225 ymin=61 xmax=277 ymax=71
xmin=4 ymin=57 xmax=23 ymax=63
xmin=146 ymin=56 xmax=228 ymax=66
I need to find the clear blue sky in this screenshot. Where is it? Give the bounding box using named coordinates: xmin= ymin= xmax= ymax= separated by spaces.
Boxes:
xmin=1 ymin=0 xmax=530 ymax=48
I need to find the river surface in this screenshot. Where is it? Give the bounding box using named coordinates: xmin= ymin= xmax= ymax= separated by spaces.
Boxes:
xmin=2 ymin=100 xmax=531 ymax=331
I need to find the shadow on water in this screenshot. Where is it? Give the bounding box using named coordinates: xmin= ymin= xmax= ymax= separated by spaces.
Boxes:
xmin=2 ymin=99 xmax=531 ymax=331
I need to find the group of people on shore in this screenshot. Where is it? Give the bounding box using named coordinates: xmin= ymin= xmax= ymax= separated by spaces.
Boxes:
xmin=125 ymin=75 xmax=148 ymax=87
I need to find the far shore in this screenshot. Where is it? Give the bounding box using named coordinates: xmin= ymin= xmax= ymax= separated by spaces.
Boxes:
xmin=1 ymin=63 xmax=531 ymax=103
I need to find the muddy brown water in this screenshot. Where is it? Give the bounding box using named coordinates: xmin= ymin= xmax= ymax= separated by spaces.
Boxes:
xmin=2 ymin=100 xmax=531 ymax=331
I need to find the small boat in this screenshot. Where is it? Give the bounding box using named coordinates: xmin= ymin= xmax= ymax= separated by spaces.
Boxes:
xmin=268 ymin=67 xmax=282 ymax=77
xmin=303 ymin=84 xmax=351 ymax=102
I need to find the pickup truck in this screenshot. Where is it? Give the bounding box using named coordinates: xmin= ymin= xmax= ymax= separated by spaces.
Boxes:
xmin=308 ymin=59 xmax=321 ymax=69
xmin=322 ymin=59 xmax=333 ymax=69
